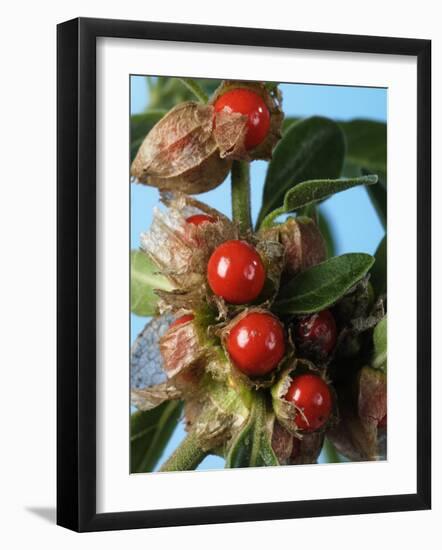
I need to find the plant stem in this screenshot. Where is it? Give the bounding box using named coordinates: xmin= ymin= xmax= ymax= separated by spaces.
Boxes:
xmin=323 ymin=437 xmax=341 ymax=463
xmin=159 ymin=430 xmax=207 ymax=472
xmin=231 ymin=161 xmax=252 ymax=234
xmin=178 ymin=78 xmax=209 ymax=103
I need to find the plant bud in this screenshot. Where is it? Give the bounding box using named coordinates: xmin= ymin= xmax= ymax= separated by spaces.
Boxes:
xmin=131 ymin=101 xmax=231 ymax=194
xmin=260 ymin=217 xmax=326 ymax=277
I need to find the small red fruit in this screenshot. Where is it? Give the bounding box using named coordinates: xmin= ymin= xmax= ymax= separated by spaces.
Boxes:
xmin=296 ymin=309 xmax=337 ymax=356
xmin=285 ymin=374 xmax=332 ymax=432
xmin=226 ymin=312 xmax=285 ymax=376
xmin=213 ymin=89 xmax=271 ymax=150
xmin=186 ymin=214 xmax=216 ymax=226
xmin=207 ymin=240 xmax=266 ymax=304
xmin=169 ymin=314 xmax=194 ymax=329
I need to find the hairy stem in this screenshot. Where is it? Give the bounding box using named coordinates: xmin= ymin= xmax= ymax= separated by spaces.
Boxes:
xmin=231 ymin=161 xmax=252 ymax=234
xmin=178 ymin=78 xmax=209 ymax=103
xmin=159 ymin=430 xmax=208 ymax=472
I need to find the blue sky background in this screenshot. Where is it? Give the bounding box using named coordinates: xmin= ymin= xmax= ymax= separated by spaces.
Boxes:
xmin=130 ymin=77 xmax=387 ymax=471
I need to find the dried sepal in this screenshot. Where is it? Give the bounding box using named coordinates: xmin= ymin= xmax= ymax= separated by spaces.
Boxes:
xmin=327 ymin=366 xmax=387 ymax=461
xmin=271 ymin=359 xmax=332 ymax=436
xmin=255 ymin=237 xmax=285 ymax=302
xmin=159 ymin=318 xmax=205 ymax=378
xmin=289 ymin=432 xmax=324 ymax=465
xmin=141 ymin=193 xmax=236 ymax=294
xmin=210 ymin=80 xmax=284 ymax=161
xmin=131 ymin=101 xmax=231 ymax=194
xmin=131 ymin=381 xmax=182 ymax=411
xmin=259 ymin=217 xmax=327 ymax=279
xmin=189 ymin=378 xmax=252 ymax=451
xmin=130 ymin=314 xmax=172 ymax=390
xmin=271 ymin=420 xmax=294 ymax=464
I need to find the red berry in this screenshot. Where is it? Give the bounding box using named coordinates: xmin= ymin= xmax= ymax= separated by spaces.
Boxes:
xmin=213 ymin=89 xmax=271 ymax=150
xmin=296 ymin=310 xmax=337 ymax=355
xmin=226 ymin=312 xmax=285 ymax=376
xmin=186 ymin=214 xmax=216 ymax=226
xmin=207 ymin=240 xmax=265 ymax=304
xmin=378 ymin=414 xmax=387 ymax=429
xmin=285 ymin=374 xmax=332 ymax=432
xmin=169 ymin=314 xmax=194 ymax=329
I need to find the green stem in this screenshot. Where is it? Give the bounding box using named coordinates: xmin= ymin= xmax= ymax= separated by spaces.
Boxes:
xmin=323 ymin=437 xmax=341 ymax=463
xmin=159 ymin=430 xmax=207 ymax=472
xmin=178 ymin=78 xmax=209 ymax=103
xmin=231 ymin=161 xmax=252 ymax=234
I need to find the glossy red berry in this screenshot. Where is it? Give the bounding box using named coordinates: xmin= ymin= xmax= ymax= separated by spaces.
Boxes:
xmin=207 ymin=240 xmax=266 ymax=304
xmin=213 ymin=89 xmax=271 ymax=150
xmin=169 ymin=314 xmax=194 ymax=329
xmin=296 ymin=309 xmax=337 ymax=356
xmin=226 ymin=312 xmax=285 ymax=376
xmin=186 ymin=214 xmax=216 ymax=226
xmin=285 ymin=374 xmax=332 ymax=432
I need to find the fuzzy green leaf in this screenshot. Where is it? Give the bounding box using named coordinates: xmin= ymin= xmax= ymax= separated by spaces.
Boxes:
xmin=274 ymin=253 xmax=375 ymax=314
xmin=370 ymin=236 xmax=387 ymax=297
xmin=261 ymin=175 xmax=378 ymax=228
xmin=257 ymin=116 xmax=345 ymax=226
xmin=340 ymin=119 xmax=386 ymax=177
xmin=131 ymin=250 xmax=173 ymax=317
xmin=283 ymin=118 xmax=387 ymax=177
xmin=226 ymin=394 xmax=278 ymax=468
xmin=131 ymin=401 xmax=183 ymax=473
xmin=372 ymin=316 xmax=387 ymax=371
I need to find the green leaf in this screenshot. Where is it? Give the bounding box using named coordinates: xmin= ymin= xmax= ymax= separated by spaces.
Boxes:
xmin=226 ymin=393 xmax=278 ymax=468
xmin=131 ymin=401 xmax=183 ymax=473
xmin=131 ymin=250 xmax=173 ymax=317
xmin=130 ymin=110 xmax=166 ymax=162
xmin=261 ymin=175 xmax=378 ymax=228
xmin=372 ymin=316 xmax=387 ymax=371
xmin=274 ymin=253 xmax=375 ymax=314
xmin=340 ymin=119 xmax=386 ymax=177
xmin=370 ymin=236 xmax=387 ymax=297
xmin=257 ymin=117 xmax=346 ymax=226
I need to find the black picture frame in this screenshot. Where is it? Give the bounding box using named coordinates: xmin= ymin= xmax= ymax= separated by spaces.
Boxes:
xmin=57 ymin=17 xmax=431 ymax=532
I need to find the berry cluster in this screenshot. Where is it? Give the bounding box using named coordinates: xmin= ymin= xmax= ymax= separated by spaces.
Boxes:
xmin=166 ymin=202 xmax=336 ymax=433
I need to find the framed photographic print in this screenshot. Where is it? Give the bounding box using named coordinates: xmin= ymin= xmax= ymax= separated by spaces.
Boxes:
xmin=57 ymin=17 xmax=431 ymax=532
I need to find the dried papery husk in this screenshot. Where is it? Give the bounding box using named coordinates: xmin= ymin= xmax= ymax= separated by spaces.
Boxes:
xmin=271 ymin=420 xmax=294 ymax=465
xmin=131 ymin=380 xmax=183 ymax=411
xmin=159 ymin=313 xmax=229 ymax=382
xmin=254 ymin=238 xmax=285 ymax=303
xmin=131 ymin=101 xmax=232 ymax=194
xmin=141 ymin=193 xmax=236 ymax=294
xmin=130 ymin=314 xmax=172 ymax=390
xmin=259 ymin=217 xmax=327 ymax=279
xmin=271 ymin=359 xmax=333 ymax=436
xmin=220 ymin=307 xmax=293 ymax=390
xmin=289 ymin=432 xmax=325 ymax=465
xmin=185 ymin=377 xmax=252 ymax=451
xmin=210 ymin=80 xmax=284 ymax=161
xmin=326 ymin=366 xmax=387 ymax=461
